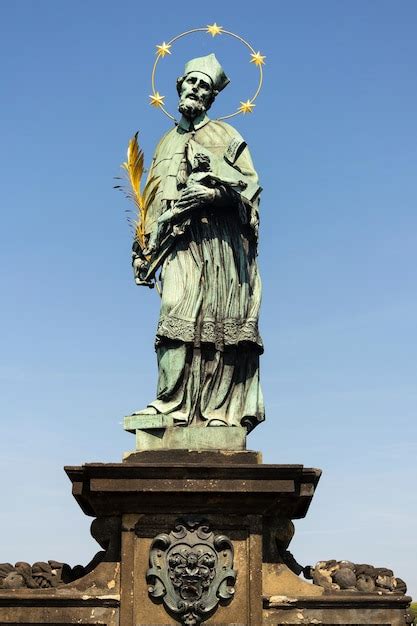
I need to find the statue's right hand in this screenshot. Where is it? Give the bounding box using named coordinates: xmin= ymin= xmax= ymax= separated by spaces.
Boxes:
xmin=176 ymin=182 xmax=217 ymax=211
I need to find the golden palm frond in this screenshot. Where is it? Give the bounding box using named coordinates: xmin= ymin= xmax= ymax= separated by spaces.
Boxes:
xmin=116 ymin=131 xmax=160 ymax=250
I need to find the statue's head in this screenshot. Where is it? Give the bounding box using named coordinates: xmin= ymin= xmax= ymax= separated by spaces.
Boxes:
xmin=177 ymin=53 xmax=229 ymax=120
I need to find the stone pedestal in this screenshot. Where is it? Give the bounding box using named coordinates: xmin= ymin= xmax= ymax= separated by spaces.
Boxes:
xmin=0 ymin=451 xmax=411 ymax=625
xmin=65 ymin=454 xmax=320 ymax=626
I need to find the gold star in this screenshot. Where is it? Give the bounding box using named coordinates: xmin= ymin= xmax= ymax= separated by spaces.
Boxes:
xmin=149 ymin=92 xmax=165 ymax=108
xmin=238 ymin=100 xmax=255 ymax=114
xmin=250 ymin=51 xmax=266 ymax=66
xmin=206 ymin=22 xmax=223 ymax=37
xmin=155 ymin=42 xmax=171 ymax=58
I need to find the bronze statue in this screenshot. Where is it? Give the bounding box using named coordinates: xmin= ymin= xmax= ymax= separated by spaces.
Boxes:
xmin=131 ymin=53 xmax=264 ymax=432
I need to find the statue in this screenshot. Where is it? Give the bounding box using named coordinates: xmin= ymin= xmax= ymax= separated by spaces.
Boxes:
xmin=129 ymin=52 xmax=264 ymax=433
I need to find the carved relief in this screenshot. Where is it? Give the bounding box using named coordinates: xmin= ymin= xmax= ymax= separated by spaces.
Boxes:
xmin=263 ymin=516 xmax=308 ymax=576
xmin=0 ymin=560 xmax=72 ymax=589
xmin=0 ymin=516 xmax=121 ymax=590
xmin=306 ymin=560 xmax=407 ymax=594
xmin=145 ymin=517 xmax=236 ymax=625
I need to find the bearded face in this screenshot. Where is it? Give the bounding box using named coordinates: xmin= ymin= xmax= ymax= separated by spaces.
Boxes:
xmin=178 ymin=71 xmax=214 ymax=119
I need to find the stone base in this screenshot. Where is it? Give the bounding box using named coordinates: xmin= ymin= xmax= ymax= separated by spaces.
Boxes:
xmin=263 ymin=591 xmax=411 ymax=625
xmin=124 ymin=413 xmax=175 ymax=432
xmin=124 ymin=413 xmax=247 ymax=452
xmin=135 ymin=424 xmax=247 ymax=451
xmin=0 ymin=454 xmax=410 ymax=626
xmin=65 ymin=458 xmax=321 ymax=518
xmin=63 ymin=457 xmax=323 ymax=626
xmin=65 ymin=457 xmax=411 ymax=626
xmin=123 ymin=448 xmax=262 ymax=464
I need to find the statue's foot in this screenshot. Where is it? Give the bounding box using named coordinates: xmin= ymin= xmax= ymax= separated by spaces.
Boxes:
xmin=131 ymin=406 xmax=158 ymax=416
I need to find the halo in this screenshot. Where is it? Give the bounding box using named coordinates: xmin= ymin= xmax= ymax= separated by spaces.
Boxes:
xmin=149 ymin=24 xmax=265 ymax=122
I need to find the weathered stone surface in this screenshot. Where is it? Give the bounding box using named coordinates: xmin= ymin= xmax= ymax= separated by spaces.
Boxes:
xmin=263 ymin=562 xmax=324 ymax=598
xmin=123 ymin=447 xmax=262 ymax=464
xmin=62 ymin=460 xmax=321 ymax=625
xmin=0 ymin=458 xmax=411 ymax=625
xmin=65 ymin=462 xmax=321 ymax=518
xmin=0 ymin=561 xmax=68 ymax=589
xmin=124 ymin=413 xmax=174 ymax=432
xmin=0 ymin=515 xmax=121 ymax=624
xmin=0 ymin=516 xmax=121 ymax=592
xmin=129 ymin=512 xmax=262 ymax=626
xmin=133 ymin=423 xmax=247 ymax=452
xmin=263 ymin=593 xmax=412 ymax=625
xmin=307 ymin=559 xmax=408 ymax=594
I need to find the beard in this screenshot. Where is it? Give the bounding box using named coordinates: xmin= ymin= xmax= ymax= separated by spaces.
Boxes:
xmin=178 ymin=94 xmax=207 ymax=119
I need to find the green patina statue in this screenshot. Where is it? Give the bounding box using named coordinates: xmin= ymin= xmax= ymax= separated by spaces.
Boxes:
xmin=131 ymin=53 xmax=264 ymax=435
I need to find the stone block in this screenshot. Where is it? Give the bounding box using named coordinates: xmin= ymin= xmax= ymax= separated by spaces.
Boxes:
xmin=123 ymin=448 xmax=262 ymax=464
xmin=134 ymin=423 xmax=247 ymax=451
xmin=124 ymin=413 xmax=174 ymax=432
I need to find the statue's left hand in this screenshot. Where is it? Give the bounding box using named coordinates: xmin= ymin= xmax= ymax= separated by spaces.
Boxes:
xmin=132 ymin=254 xmax=154 ymax=288
xmin=176 ymin=183 xmax=217 ymax=210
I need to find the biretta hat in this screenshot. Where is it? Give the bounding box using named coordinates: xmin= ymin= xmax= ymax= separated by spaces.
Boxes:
xmin=183 ymin=53 xmax=230 ymax=93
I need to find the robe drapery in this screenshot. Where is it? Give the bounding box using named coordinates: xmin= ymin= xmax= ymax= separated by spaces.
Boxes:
xmin=142 ymin=113 xmax=265 ymax=431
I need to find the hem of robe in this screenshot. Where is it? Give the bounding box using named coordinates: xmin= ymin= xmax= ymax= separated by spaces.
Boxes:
xmin=155 ymin=331 xmax=264 ymax=354
xmin=146 ymin=402 xmax=265 ymax=433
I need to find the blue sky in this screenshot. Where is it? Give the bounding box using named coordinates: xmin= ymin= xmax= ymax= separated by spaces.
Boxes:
xmin=1 ymin=0 xmax=416 ymax=597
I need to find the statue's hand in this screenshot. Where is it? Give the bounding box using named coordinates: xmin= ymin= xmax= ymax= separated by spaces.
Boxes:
xmin=132 ymin=254 xmax=154 ymax=288
xmin=176 ymin=183 xmax=217 ymax=210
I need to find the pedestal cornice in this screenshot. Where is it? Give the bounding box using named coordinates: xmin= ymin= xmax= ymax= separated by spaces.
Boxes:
xmin=65 ymin=462 xmax=321 ymax=519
